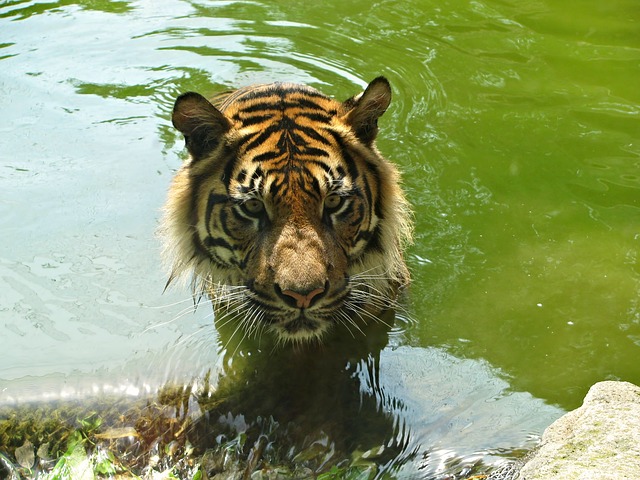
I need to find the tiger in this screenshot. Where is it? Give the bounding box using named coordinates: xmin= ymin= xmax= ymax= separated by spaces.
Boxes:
xmin=161 ymin=76 xmax=412 ymax=344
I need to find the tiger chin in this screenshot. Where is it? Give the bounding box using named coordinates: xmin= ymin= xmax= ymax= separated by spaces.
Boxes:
xmin=160 ymin=77 xmax=413 ymax=345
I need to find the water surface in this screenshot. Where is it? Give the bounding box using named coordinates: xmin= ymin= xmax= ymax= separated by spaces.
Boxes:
xmin=1 ymin=0 xmax=638 ymax=477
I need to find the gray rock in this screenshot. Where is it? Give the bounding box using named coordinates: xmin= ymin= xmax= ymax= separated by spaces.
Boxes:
xmin=515 ymin=380 xmax=640 ymax=480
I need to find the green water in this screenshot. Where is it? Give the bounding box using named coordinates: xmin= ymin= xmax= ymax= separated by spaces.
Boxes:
xmin=1 ymin=0 xmax=639 ymax=477
xmin=393 ymin=0 xmax=640 ymax=407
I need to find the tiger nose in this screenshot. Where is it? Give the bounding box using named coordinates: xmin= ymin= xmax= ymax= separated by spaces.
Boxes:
xmin=277 ymin=285 xmax=326 ymax=309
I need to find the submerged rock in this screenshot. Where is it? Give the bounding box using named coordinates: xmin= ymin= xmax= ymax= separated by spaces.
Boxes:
xmin=514 ymin=380 xmax=640 ymax=480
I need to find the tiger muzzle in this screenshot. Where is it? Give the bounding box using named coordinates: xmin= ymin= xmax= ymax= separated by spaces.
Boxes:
xmin=266 ymin=220 xmax=340 ymax=312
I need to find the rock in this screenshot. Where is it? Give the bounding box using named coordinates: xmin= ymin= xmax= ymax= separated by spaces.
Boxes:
xmin=515 ymin=380 xmax=640 ymax=480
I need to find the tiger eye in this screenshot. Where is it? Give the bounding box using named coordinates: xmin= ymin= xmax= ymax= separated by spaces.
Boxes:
xmin=324 ymin=194 xmax=343 ymax=211
xmin=243 ymin=198 xmax=265 ymax=215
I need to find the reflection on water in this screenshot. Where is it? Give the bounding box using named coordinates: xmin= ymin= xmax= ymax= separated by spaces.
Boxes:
xmin=1 ymin=315 xmax=561 ymax=477
xmin=1 ymin=0 xmax=639 ymax=477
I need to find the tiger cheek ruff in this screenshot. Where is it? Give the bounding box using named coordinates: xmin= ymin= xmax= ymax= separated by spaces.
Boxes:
xmin=161 ymin=77 xmax=413 ymax=344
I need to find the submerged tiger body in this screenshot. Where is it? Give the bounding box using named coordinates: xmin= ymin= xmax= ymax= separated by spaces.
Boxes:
xmin=162 ymin=77 xmax=412 ymax=343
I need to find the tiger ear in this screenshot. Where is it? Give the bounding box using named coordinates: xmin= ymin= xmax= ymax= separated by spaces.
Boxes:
xmin=172 ymin=92 xmax=231 ymax=160
xmin=341 ymin=77 xmax=392 ymax=144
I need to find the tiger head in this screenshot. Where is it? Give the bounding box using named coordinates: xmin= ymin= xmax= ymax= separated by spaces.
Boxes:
xmin=161 ymin=77 xmax=412 ymax=344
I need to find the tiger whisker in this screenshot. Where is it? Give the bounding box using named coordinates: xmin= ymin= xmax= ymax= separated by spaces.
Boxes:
xmin=172 ymin=321 xmax=216 ymax=350
xmin=347 ymin=290 xmax=392 ymax=313
xmin=242 ymin=303 xmax=264 ymax=340
xmin=334 ymin=310 xmax=362 ymax=338
xmin=342 ymin=294 xmax=395 ymax=328
xmin=220 ymin=314 xmax=250 ymax=359
xmin=140 ymin=297 xmax=216 ymax=334
xmin=143 ymin=296 xmax=208 ymax=310
xmin=349 ymin=280 xmax=413 ymax=319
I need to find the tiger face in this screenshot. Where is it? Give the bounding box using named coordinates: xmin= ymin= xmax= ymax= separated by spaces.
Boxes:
xmin=162 ymin=77 xmax=412 ymax=343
